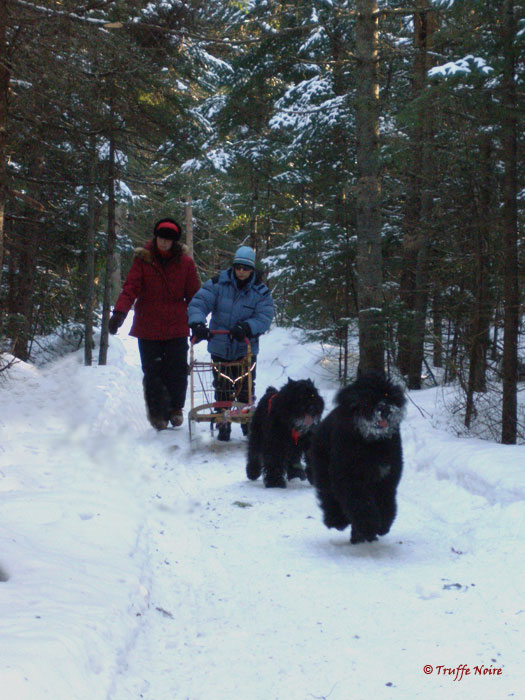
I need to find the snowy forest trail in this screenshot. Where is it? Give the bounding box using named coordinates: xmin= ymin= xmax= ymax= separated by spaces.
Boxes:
xmin=1 ymin=325 xmax=524 ymax=700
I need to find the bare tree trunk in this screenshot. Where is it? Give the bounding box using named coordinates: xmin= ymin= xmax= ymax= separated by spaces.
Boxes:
xmin=397 ymin=3 xmax=437 ymax=385
xmin=185 ymin=195 xmax=193 ymax=258
xmin=501 ymin=0 xmax=519 ymax=444
xmin=491 ymin=303 xmax=501 ymax=361
xmin=98 ymin=105 xmax=117 ymax=366
xmin=84 ymin=134 xmax=96 ymax=366
xmin=110 ymin=204 xmax=122 ymax=306
xmin=250 ymin=171 xmax=259 ymax=249
xmin=397 ymin=261 xmax=416 ymax=376
xmin=465 ymin=134 xmax=493 ymax=427
xmin=472 ymin=144 xmax=492 ymax=397
xmin=10 ymin=219 xmax=38 ymax=360
xmin=0 ymin=0 xmax=9 ymax=291
xmin=432 ymin=293 xmax=443 ymax=368
xmin=355 ymin=0 xmax=384 ymax=373
xmin=407 ymin=181 xmax=431 ymax=389
xmin=399 ymin=2 xmax=437 ymax=389
xmin=6 ymin=231 xmax=14 ymax=331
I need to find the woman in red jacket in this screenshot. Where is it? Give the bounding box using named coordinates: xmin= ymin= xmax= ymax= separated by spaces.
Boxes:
xmin=108 ymin=218 xmax=200 ymax=430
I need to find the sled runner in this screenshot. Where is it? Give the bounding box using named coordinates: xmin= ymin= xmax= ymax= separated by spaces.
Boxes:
xmin=188 ymin=330 xmax=255 ymax=440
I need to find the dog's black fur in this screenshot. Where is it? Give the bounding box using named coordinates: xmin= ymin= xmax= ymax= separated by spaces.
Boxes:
xmin=246 ymin=378 xmax=324 ymax=488
xmin=311 ymin=372 xmax=406 ymax=544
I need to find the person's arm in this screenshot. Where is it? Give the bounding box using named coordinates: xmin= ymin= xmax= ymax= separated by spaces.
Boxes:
xmin=244 ymin=285 xmax=274 ymax=337
xmin=109 ymin=257 xmax=145 ymax=334
xmin=113 ymin=257 xmax=144 ymax=314
xmin=187 ymin=277 xmax=217 ymax=326
xmin=184 ymin=258 xmax=201 ymax=303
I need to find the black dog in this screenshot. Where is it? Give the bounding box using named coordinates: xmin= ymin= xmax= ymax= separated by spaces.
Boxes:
xmin=246 ymin=378 xmax=325 ymax=488
xmin=311 ymin=372 xmax=406 ymax=544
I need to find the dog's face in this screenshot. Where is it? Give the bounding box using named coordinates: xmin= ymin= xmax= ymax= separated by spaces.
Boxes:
xmin=336 ymin=372 xmax=406 ymax=441
xmin=280 ymin=378 xmax=325 ymax=433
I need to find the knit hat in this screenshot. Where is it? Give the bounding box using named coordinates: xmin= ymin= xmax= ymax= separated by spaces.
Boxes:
xmin=233 ymin=246 xmax=256 ymax=269
xmin=153 ymin=218 xmax=182 ymax=241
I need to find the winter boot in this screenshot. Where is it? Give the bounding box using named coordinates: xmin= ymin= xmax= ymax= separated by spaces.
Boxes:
xmin=148 ymin=414 xmax=169 ymax=431
xmin=217 ymin=421 xmax=231 ymax=442
xmin=169 ymin=409 xmax=184 ymax=427
xmin=143 ymin=376 xmax=170 ymax=431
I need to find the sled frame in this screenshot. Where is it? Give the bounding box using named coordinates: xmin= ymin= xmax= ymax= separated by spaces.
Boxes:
xmin=188 ymin=331 xmax=255 ymax=440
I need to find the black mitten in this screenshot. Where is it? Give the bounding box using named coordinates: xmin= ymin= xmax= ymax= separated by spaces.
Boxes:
xmin=190 ymin=322 xmax=210 ymax=343
xmin=108 ymin=311 xmax=126 ymax=335
xmin=229 ymin=322 xmax=250 ymax=342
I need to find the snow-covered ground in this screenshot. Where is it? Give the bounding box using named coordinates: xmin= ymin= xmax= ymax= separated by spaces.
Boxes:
xmin=0 ymin=322 xmax=524 ymax=700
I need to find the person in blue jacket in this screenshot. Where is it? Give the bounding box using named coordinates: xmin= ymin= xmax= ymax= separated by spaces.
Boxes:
xmin=188 ymin=245 xmax=274 ymax=441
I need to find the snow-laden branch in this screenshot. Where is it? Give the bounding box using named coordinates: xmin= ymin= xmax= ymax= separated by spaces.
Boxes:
xmin=11 ymin=0 xmax=116 ymax=26
xmin=429 ymin=55 xmax=494 ymax=78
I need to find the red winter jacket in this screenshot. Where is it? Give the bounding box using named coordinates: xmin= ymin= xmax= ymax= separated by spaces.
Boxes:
xmin=113 ymin=240 xmax=200 ymax=340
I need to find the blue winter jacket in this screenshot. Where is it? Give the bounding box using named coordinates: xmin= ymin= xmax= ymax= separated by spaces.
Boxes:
xmin=187 ymin=268 xmax=274 ymax=360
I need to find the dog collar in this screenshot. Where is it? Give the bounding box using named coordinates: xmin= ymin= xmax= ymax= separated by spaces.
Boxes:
xmin=267 ymin=393 xmax=278 ymax=413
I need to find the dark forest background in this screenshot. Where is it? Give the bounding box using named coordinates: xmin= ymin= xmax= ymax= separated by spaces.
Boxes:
xmin=0 ymin=0 xmax=523 ymax=443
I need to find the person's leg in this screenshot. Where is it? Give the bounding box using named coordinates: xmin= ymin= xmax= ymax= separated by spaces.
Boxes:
xmin=239 ymin=359 xmax=256 ymax=436
xmin=138 ymin=339 xmax=170 ymax=429
xmin=237 ymin=358 xmax=256 ymax=404
xmin=211 ymin=354 xmax=233 ymax=403
xmin=211 ymin=355 xmax=256 ymax=439
xmin=161 ymin=338 xmax=188 ymax=426
xmin=216 ymin=420 xmax=231 ymax=441
xmin=211 ymin=354 xmax=233 ymax=441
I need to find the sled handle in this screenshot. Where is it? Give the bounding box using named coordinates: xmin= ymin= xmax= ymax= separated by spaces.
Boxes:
xmin=190 ymin=328 xmax=251 ymax=348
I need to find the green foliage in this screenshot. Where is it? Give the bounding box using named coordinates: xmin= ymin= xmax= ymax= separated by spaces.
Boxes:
xmin=0 ymin=0 xmax=522 ymax=403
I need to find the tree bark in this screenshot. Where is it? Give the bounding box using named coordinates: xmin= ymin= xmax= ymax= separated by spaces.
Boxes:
xmin=500 ymin=0 xmax=519 ymax=444
xmin=355 ymin=0 xmax=384 ymax=373
xmin=0 ymin=0 xmax=9 ymax=291
xmin=432 ymin=293 xmax=443 ymax=368
xmin=9 ymin=219 xmax=38 ymax=361
xmin=185 ymin=195 xmax=193 ymax=258
xmin=400 ymin=1 xmax=437 ymax=389
xmin=407 ymin=176 xmax=431 ymax=389
xmin=98 ymin=101 xmax=117 ymax=366
xmin=465 ymin=134 xmax=493 ymax=428
xmin=84 ymin=134 xmax=96 ymax=366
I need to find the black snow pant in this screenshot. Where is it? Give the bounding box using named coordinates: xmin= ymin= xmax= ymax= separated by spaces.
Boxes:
xmin=138 ymin=338 xmax=188 ymax=420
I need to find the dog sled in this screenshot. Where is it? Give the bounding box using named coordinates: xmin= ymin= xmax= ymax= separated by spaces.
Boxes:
xmin=188 ymin=330 xmax=255 ymax=440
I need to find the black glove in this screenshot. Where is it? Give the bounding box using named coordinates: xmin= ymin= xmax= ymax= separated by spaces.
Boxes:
xmin=190 ymin=322 xmax=209 ymax=343
xmin=108 ymin=310 xmax=126 ymax=335
xmin=229 ymin=322 xmax=250 ymax=342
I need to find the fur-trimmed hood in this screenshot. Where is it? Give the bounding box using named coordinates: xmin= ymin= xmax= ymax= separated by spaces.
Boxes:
xmin=134 ymin=240 xmax=189 ymax=264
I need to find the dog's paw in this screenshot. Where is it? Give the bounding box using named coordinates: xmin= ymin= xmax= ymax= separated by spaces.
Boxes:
xmin=246 ymin=461 xmax=262 ymax=481
xmin=287 ymin=464 xmax=307 ymax=481
xmin=350 ymin=525 xmax=378 ymax=544
xmin=350 ymin=530 xmax=365 ymax=544
xmin=324 ymin=513 xmax=349 ymax=531
xmin=264 ymin=475 xmax=287 ymax=488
